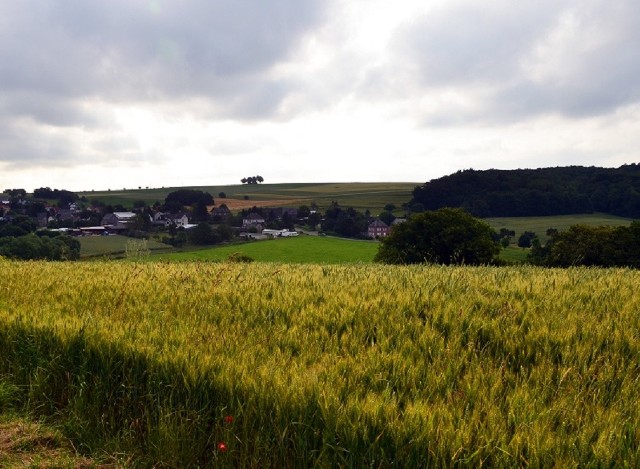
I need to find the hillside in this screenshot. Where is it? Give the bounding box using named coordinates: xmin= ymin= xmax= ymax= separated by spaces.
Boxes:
xmin=78 ymin=182 xmax=418 ymax=213
xmin=411 ymin=164 xmax=640 ymax=218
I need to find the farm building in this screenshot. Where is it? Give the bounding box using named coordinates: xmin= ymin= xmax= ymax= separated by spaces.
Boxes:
xmin=101 ymin=212 xmax=138 ymax=230
xmin=367 ymin=219 xmax=390 ymax=238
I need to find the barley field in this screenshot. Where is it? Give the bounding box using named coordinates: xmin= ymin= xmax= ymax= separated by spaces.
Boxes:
xmin=0 ymin=258 xmax=639 ymax=467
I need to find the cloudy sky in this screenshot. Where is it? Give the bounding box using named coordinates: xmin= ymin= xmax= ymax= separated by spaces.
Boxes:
xmin=1 ymin=0 xmax=639 ymax=192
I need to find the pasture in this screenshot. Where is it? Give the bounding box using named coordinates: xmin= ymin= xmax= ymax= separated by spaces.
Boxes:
xmin=485 ymin=212 xmax=633 ymax=244
xmin=1 ymin=260 xmax=639 ymax=467
xmin=79 ymin=235 xmax=173 ymax=258
xmin=153 ymin=235 xmax=378 ymax=263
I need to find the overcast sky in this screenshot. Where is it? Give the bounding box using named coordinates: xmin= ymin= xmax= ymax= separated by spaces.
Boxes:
xmin=1 ymin=0 xmax=639 ymax=192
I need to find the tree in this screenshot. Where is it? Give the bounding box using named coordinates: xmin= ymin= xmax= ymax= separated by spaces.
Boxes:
xmin=129 ymin=213 xmax=152 ymax=232
xmin=218 ymin=192 xmax=227 ymax=198
xmin=241 ymin=175 xmax=264 ymax=184
xmin=375 ymin=208 xmax=499 ymax=265
xmin=378 ymin=211 xmax=395 ymax=226
xmin=545 ymin=225 xmax=615 ymax=267
xmin=517 ymin=231 xmax=537 ymax=248
xmin=0 ymin=234 xmax=80 ymax=260
xmin=191 ymin=200 xmax=210 ymax=222
xmin=321 ymin=202 xmax=367 ymax=238
xmin=190 ymin=223 xmax=218 ymax=245
xmin=215 ymin=224 xmax=233 ymax=242
xmin=165 ymin=189 xmax=213 ymax=209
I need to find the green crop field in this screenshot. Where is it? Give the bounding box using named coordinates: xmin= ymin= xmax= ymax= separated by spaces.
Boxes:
xmin=78 ymin=182 xmax=418 ymax=213
xmin=485 ymin=213 xmax=633 ymax=244
xmin=1 ymin=260 xmax=639 ymax=467
xmin=79 ymin=235 xmax=173 ymax=258
xmin=153 ymin=235 xmax=378 ymax=264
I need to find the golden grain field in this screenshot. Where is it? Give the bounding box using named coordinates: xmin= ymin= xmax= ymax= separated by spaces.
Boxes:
xmin=0 ymin=258 xmax=639 ymax=467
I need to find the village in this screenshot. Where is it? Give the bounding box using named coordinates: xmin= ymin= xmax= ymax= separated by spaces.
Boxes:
xmin=1 ymin=188 xmax=407 ymax=258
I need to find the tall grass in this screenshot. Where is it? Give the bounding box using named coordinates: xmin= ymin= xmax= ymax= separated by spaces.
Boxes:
xmin=0 ymin=258 xmax=639 ymax=466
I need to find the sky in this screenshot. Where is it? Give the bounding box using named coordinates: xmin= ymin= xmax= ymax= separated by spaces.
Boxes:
xmin=1 ymin=0 xmax=639 ymax=192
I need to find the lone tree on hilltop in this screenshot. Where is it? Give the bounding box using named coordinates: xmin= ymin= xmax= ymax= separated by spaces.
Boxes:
xmin=375 ymin=207 xmax=499 ymax=265
xmin=241 ymin=175 xmax=264 ymax=184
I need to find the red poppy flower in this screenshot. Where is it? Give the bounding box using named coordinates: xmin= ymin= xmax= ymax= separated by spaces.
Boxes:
xmin=224 ymin=415 xmax=234 ymax=424
xmin=217 ymin=441 xmax=228 ymax=453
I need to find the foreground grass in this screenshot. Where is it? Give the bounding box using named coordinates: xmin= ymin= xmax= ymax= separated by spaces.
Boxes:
xmin=153 ymin=235 xmax=379 ymax=263
xmin=1 ymin=260 xmax=639 ymax=466
xmin=0 ymin=414 xmax=104 ymax=468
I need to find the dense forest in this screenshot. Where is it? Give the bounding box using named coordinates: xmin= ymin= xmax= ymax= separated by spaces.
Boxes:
xmin=410 ymin=164 xmax=640 ymax=218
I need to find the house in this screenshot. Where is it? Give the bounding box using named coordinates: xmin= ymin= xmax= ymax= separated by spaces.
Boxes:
xmin=101 ymin=212 xmax=137 ymax=230
xmin=211 ymin=204 xmax=231 ymax=220
xmin=262 ymin=228 xmax=299 ymax=238
xmin=152 ymin=211 xmax=167 ymax=225
xmin=392 ymin=218 xmax=407 ymax=226
xmin=164 ymin=213 xmax=190 ymax=228
xmin=152 ymin=212 xmax=190 ymax=227
xmin=242 ymin=212 xmax=265 ymax=227
xmin=367 ymin=219 xmax=390 ymax=238
xmin=57 ymin=208 xmax=74 ymax=222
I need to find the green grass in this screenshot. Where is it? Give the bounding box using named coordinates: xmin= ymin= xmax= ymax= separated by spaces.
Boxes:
xmin=79 ymin=235 xmax=173 ymax=258
xmin=485 ymin=213 xmax=634 ymax=244
xmin=498 ymin=245 xmax=530 ymax=263
xmin=78 ymin=182 xmax=418 ymax=213
xmin=153 ymin=235 xmax=379 ymax=263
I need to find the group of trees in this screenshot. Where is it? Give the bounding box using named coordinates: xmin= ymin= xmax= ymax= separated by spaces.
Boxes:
xmin=161 ymin=189 xmax=215 ymax=223
xmin=374 ymin=207 xmax=640 ymax=269
xmin=321 ymin=202 xmax=369 ymax=238
xmin=0 ymin=231 xmax=80 ymax=260
xmin=411 ymin=164 xmax=640 ymax=218
xmin=375 ymin=208 xmax=499 ymax=265
xmin=241 ymin=176 xmax=264 ymax=184
xmin=529 ymin=222 xmax=640 ymax=267
xmin=33 ymin=187 xmax=79 ymax=206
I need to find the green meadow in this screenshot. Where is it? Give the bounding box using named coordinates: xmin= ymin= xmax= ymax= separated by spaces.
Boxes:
xmin=485 ymin=213 xmax=633 ymax=243
xmin=79 ymin=235 xmax=173 ymax=258
xmin=152 ymin=235 xmax=379 ymax=264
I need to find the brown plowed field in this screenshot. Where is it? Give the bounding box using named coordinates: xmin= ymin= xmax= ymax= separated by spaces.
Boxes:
xmin=210 ymin=198 xmax=306 ymax=212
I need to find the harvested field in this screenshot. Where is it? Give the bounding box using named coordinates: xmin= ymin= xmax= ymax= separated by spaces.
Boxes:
xmin=209 ymin=198 xmax=306 ymax=211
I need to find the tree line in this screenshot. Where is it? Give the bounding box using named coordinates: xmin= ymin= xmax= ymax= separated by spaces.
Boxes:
xmin=410 ymin=164 xmax=640 ymax=218
xmin=374 ymin=207 xmax=640 ymax=268
xmin=528 ymin=222 xmax=640 ymax=268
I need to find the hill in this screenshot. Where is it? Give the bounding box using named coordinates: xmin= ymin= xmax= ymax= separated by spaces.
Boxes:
xmin=410 ymin=164 xmax=640 ymax=218
xmin=78 ymin=182 xmax=417 ymax=213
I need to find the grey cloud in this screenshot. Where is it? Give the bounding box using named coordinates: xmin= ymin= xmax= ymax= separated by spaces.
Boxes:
xmin=397 ymin=0 xmax=640 ymax=122
xmin=0 ymin=0 xmax=328 ymax=166
xmin=0 ymin=0 xmax=327 ymax=114
xmin=400 ymin=2 xmax=555 ymax=85
xmin=0 ymin=118 xmax=79 ymax=167
xmin=0 ymin=92 xmax=106 ymax=128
